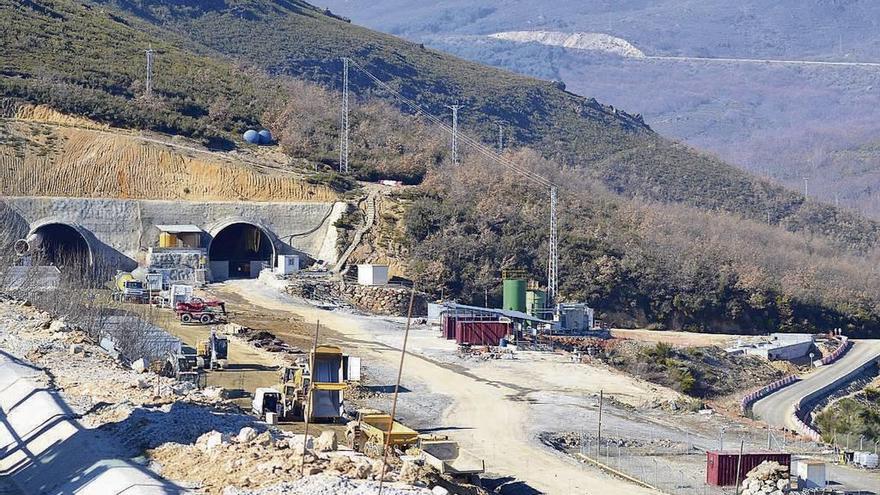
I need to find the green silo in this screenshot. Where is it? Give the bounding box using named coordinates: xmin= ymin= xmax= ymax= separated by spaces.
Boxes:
xmin=526 ymin=288 xmax=547 ymax=317
xmin=502 ymin=277 xmax=527 ymax=313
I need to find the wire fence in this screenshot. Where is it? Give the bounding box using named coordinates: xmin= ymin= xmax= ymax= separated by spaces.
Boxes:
xmin=571 ymin=424 xmax=840 ymax=495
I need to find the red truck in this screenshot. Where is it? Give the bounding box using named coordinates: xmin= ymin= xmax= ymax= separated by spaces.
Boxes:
xmin=175 ymin=298 xmax=227 ymax=324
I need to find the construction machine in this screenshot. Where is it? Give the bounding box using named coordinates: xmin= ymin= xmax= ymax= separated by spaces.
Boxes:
xmin=111 ymin=272 xmax=148 ymax=303
xmin=252 ymin=345 xmax=347 ymax=423
xmin=346 ymin=408 xmax=420 ymax=457
xmin=161 ymin=345 xmax=204 ymax=388
xmin=196 ymin=331 xmax=229 ymax=370
xmin=176 ymin=297 xmax=227 ymax=324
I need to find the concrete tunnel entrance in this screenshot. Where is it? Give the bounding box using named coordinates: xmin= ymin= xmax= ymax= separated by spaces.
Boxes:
xmin=208 ymin=222 xmax=275 ymax=281
xmin=18 ymin=223 xmax=92 ymax=268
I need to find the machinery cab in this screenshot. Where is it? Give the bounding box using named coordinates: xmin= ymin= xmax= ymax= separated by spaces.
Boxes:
xmin=252 ymin=387 xmax=283 ymax=418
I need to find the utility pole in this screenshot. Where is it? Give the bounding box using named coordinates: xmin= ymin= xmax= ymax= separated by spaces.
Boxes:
xmin=447 ymin=105 xmax=462 ymax=165
xmin=145 ymin=47 xmax=154 ymax=98
xmin=339 ymin=57 xmax=350 ymax=173
xmin=597 ymin=389 xmax=604 ymax=457
xmin=497 ymin=121 xmax=505 ymax=153
xmin=547 ymin=186 xmax=558 ymax=305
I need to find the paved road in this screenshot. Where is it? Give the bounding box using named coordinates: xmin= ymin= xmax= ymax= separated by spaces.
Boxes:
xmin=753 ymin=340 xmax=880 ymax=431
xmin=647 ymin=55 xmax=880 ymax=68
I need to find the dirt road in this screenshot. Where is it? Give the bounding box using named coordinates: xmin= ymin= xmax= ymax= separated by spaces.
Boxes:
xmin=219 ymin=279 xmax=657 ymax=495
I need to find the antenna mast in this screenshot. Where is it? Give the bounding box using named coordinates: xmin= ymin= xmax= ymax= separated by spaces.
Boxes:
xmin=339 ymin=57 xmax=350 ymax=173
xmin=145 ymin=47 xmax=154 ymax=98
xmin=547 ymin=186 xmax=558 ymax=305
xmin=497 ymin=121 xmax=504 ymax=152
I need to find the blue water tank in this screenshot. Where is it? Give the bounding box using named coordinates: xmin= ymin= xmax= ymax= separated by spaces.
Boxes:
xmin=243 ymin=129 xmax=260 ymax=144
xmin=258 ymin=129 xmax=272 ymax=145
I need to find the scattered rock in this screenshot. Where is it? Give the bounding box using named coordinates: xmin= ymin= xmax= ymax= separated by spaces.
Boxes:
xmin=69 ymin=343 xmax=83 ymax=355
xmin=238 ymin=427 xmax=257 ymax=444
xmin=197 ymin=430 xmax=227 ymax=452
xmin=48 ymin=320 xmax=69 ymax=333
xmin=131 ymin=358 xmax=146 ymax=373
xmin=314 ymin=430 xmax=337 ymax=452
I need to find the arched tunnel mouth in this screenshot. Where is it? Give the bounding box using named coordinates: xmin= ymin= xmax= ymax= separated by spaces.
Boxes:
xmin=31 ymin=223 xmax=91 ymax=269
xmin=208 ymin=223 xmax=275 ymax=280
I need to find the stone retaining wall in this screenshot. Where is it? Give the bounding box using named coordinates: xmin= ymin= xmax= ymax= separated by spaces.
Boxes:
xmin=340 ymin=284 xmax=428 ymax=317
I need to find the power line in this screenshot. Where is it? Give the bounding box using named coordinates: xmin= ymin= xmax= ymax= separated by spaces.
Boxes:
xmin=345 ymin=58 xmax=551 ymax=188
xmin=345 ymin=58 xmax=559 ymax=297
xmin=339 ymin=57 xmax=350 ymax=173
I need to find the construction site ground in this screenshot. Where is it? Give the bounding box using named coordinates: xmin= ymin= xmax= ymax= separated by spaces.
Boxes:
xmin=0 ymin=297 xmax=451 ymax=495
xmin=201 ymin=279 xmax=880 ymax=495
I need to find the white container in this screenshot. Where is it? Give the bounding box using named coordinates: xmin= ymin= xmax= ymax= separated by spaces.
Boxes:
xmin=357 ymin=264 xmax=389 ymax=286
xmin=863 ymin=453 xmax=879 ymax=469
xmin=796 ymin=460 xmax=826 ymax=489
xmin=853 ymin=451 xmax=867 ymax=466
xmin=265 ymin=412 xmax=278 ymax=425
xmin=275 ymin=255 xmax=300 ymax=275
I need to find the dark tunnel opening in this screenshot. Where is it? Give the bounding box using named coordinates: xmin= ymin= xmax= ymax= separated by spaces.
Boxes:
xmin=32 ymin=223 xmax=91 ymax=268
xmin=208 ymin=223 xmax=274 ymax=280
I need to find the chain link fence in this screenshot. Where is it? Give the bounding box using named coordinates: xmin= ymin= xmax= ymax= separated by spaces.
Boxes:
xmin=570 ymin=424 xmax=839 ymax=495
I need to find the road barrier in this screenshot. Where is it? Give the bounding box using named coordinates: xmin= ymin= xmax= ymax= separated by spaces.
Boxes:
xmin=819 ymin=336 xmax=850 ymax=366
xmin=792 ymin=399 xmax=823 ymax=442
xmin=740 ymin=375 xmax=799 ymax=415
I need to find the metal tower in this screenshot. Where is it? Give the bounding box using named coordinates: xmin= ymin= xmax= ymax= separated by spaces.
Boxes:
xmin=497 ymin=121 xmax=504 ymax=153
xmin=547 ymin=186 xmax=558 ymax=305
xmin=145 ymin=47 xmax=154 ymax=98
xmin=447 ymin=105 xmax=461 ymax=164
xmin=339 ymin=57 xmax=350 ymax=173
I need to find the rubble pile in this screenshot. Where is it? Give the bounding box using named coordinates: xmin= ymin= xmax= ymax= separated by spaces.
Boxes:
xmin=222 ymin=474 xmax=434 ymax=495
xmin=740 ymin=461 xmax=793 ymax=495
xmin=242 ymin=329 xmax=302 ymax=354
xmin=151 ymin=427 xmax=418 ymax=494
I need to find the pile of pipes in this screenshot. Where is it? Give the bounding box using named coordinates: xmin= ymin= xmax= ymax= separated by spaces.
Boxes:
xmin=739 ymin=461 xmax=792 ymax=495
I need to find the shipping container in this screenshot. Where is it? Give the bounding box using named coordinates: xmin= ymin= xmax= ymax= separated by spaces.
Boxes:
xmin=441 ymin=314 xmax=498 ymax=340
xmin=706 ymin=451 xmax=791 ymax=486
xmin=455 ymin=321 xmax=510 ymax=346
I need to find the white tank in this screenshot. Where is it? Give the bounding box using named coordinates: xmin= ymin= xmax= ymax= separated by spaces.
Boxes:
xmin=853 ymin=451 xmax=866 ymax=466
xmin=863 ymin=452 xmax=878 ymax=469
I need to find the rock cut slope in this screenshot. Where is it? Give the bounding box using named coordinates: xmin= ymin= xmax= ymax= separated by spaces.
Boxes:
xmin=0 ymin=106 xmax=336 ymax=203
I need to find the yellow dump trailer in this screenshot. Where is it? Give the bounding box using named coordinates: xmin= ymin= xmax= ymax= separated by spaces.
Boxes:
xmin=346 ymin=409 xmax=420 ymax=457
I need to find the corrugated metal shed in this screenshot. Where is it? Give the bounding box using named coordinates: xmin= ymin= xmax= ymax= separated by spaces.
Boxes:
xmin=455 ymin=320 xmax=510 ymax=346
xmin=441 ymin=302 xmax=551 ymax=324
xmin=155 ymin=224 xmax=203 ymax=233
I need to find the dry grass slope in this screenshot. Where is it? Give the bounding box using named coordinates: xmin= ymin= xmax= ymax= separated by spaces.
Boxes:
xmin=0 ymin=108 xmax=336 ymax=203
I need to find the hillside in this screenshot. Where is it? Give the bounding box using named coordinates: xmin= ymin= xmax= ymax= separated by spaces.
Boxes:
xmin=8 ymin=0 xmax=873 ymax=252
xmin=320 ymin=0 xmax=880 ymax=219
xmin=5 ymin=0 xmax=880 ymax=335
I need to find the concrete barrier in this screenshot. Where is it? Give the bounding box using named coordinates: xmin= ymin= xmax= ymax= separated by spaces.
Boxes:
xmin=0 ymin=350 xmax=186 ymax=494
xmin=740 ymin=375 xmax=799 ymax=415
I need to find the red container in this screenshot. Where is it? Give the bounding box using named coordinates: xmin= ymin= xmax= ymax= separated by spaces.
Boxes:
xmin=442 ymin=314 xmax=498 ymax=340
xmin=454 ymin=321 xmax=510 ymax=346
xmin=706 ymin=451 xmax=791 ymax=486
